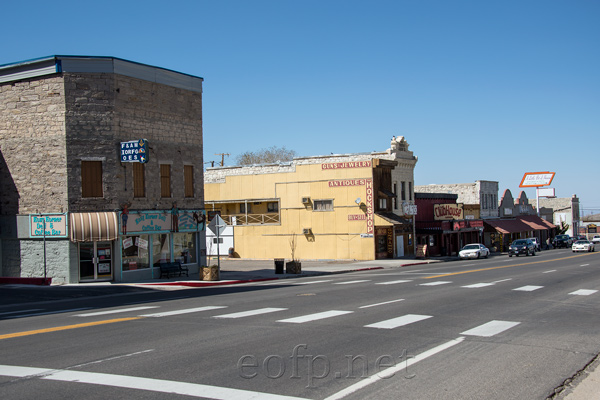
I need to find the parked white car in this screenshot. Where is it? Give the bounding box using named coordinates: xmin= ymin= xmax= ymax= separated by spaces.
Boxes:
xmin=572 ymin=240 xmax=595 ymax=252
xmin=459 ymin=244 xmax=490 ymax=259
xmin=527 ymin=237 xmax=541 ymax=251
xmin=592 ymin=235 xmax=600 ymax=244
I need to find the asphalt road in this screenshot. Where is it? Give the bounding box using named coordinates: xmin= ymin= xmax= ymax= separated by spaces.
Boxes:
xmin=1 ymin=248 xmax=599 ymax=399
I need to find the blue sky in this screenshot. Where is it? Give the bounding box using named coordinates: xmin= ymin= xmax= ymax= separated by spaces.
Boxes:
xmin=2 ymin=1 xmax=599 ymax=212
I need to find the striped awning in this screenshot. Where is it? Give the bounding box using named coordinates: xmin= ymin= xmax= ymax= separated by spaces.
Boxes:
xmin=70 ymin=212 xmax=119 ymax=242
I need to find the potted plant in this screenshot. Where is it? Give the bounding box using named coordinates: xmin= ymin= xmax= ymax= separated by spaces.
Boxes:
xmin=286 ymin=233 xmax=301 ymax=274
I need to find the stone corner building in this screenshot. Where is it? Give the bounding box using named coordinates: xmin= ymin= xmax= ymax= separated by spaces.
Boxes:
xmin=0 ymin=55 xmax=205 ymax=283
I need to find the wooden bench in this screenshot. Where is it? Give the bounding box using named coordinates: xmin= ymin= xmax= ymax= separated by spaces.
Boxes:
xmin=157 ymin=261 xmax=189 ymax=279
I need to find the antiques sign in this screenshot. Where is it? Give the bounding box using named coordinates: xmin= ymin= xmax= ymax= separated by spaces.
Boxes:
xmin=120 ymin=139 xmax=148 ymax=163
xmin=434 ymin=203 xmax=464 ymax=220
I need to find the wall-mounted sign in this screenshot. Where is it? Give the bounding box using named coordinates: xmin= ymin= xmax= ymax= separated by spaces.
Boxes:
xmin=120 ymin=139 xmax=148 ymax=163
xmin=348 ymin=214 xmax=367 ymax=221
xmin=519 ymin=171 xmax=555 ymax=188
xmin=402 ymin=203 xmax=418 ymax=216
xmin=366 ymin=179 xmax=374 ymax=233
xmin=434 ymin=203 xmax=464 ymax=220
xmin=322 ymin=161 xmax=371 ymax=170
xmin=328 ymin=179 xmax=367 ymax=187
xmin=29 ymin=214 xmax=68 ymax=238
xmin=122 ymin=210 xmax=205 ymax=234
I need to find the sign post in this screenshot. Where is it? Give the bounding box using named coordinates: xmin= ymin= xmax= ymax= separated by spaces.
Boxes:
xmin=207 ymin=215 xmax=227 ymax=273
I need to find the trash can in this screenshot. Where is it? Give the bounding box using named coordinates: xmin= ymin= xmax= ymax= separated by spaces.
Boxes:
xmin=274 ymin=258 xmax=284 ymax=274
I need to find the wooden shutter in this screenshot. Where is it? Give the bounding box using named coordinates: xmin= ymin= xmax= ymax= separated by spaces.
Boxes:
xmin=133 ymin=163 xmax=145 ymax=198
xmin=184 ymin=165 xmax=194 ymax=198
xmin=81 ymin=161 xmax=103 ymax=198
xmin=160 ymin=164 xmax=171 ymax=197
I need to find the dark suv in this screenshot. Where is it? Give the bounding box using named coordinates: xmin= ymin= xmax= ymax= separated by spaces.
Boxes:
xmin=509 ymin=239 xmax=536 ymax=257
xmin=552 ymin=234 xmax=572 ymax=248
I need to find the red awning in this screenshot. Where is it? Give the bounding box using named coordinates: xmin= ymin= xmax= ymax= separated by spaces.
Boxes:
xmin=518 ymin=215 xmax=555 ymax=230
xmin=484 ymin=219 xmax=532 ymax=234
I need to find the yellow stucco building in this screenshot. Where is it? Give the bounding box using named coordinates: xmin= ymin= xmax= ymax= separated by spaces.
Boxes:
xmin=204 ymin=137 xmax=418 ymax=261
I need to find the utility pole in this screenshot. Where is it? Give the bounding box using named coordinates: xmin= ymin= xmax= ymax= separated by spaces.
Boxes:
xmin=204 ymin=161 xmax=215 ymax=168
xmin=215 ymin=153 xmax=230 ymax=167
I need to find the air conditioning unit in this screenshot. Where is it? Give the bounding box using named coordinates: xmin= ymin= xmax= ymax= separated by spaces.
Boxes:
xmin=301 ymin=197 xmax=310 ymax=204
xmin=302 ymin=228 xmax=312 ymax=235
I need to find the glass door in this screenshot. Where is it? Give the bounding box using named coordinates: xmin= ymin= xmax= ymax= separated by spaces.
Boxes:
xmin=79 ymin=241 xmax=113 ymax=281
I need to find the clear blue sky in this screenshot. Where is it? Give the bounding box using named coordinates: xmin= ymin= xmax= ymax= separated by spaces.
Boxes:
xmin=2 ymin=1 xmax=599 ymax=212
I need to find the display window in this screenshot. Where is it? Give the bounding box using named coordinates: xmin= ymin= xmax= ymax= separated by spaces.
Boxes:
xmin=174 ymin=232 xmax=197 ymax=264
xmin=152 ymin=233 xmax=171 ymax=265
xmin=121 ymin=235 xmax=150 ymax=271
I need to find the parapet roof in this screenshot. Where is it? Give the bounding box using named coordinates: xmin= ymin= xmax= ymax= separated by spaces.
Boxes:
xmin=0 ymin=55 xmax=203 ymax=93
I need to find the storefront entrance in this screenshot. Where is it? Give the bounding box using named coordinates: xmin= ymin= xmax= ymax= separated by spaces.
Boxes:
xmin=79 ymin=241 xmax=113 ymax=281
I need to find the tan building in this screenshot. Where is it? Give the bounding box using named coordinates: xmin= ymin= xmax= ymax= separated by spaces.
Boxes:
xmin=0 ymin=56 xmax=205 ymax=283
xmin=204 ymin=137 xmax=418 ymax=261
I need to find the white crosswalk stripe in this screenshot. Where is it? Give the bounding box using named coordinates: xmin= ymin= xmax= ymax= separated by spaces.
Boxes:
xmin=376 ymin=280 xmax=412 ymax=285
xmin=140 ymin=306 xmax=227 ymax=318
xmin=365 ymin=314 xmax=432 ymax=329
xmin=75 ymin=306 xmax=159 ymax=317
xmin=334 ymin=280 xmax=371 ymax=285
xmin=569 ymin=289 xmax=598 ymax=296
xmin=513 ymin=285 xmax=543 ymax=292
xmin=420 ymin=281 xmax=451 ymax=286
xmin=277 ymin=310 xmax=353 ymax=324
xmin=213 ymin=308 xmax=288 ymax=319
xmin=460 ymin=320 xmax=520 ymax=337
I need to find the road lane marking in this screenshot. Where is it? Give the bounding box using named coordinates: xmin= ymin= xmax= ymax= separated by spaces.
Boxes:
xmin=0 ymin=364 xmax=308 ymax=400
xmin=334 ymin=280 xmax=371 ymax=285
xmin=140 ymin=306 xmax=227 ymax=317
xmin=213 ymin=308 xmax=288 ymax=319
xmin=513 ymin=285 xmax=543 ymax=292
xmin=462 ymin=278 xmax=512 ymax=289
xmin=423 ymin=253 xmax=599 ymax=279
xmin=460 ymin=320 xmax=520 ymax=337
xmin=419 ymin=281 xmax=451 ymax=286
xmin=359 ymin=299 xmax=404 ymax=308
xmin=289 ymin=280 xmax=333 ymax=285
xmin=324 ymin=337 xmax=465 ymax=400
xmin=0 ymin=317 xmax=142 ymax=340
xmin=277 ymin=310 xmax=353 ymax=323
xmin=75 ymin=306 xmax=160 ymax=317
xmin=375 ymin=280 xmax=412 ymax=285
xmin=365 ymin=314 xmax=432 ymax=329
xmin=569 ymin=289 xmax=598 ymax=296
xmin=543 ymin=270 xmax=557 ymax=273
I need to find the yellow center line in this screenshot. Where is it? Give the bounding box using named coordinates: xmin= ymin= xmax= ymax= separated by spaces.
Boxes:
xmin=423 ymin=253 xmax=598 ymax=279
xmin=0 ymin=317 xmax=143 ymax=340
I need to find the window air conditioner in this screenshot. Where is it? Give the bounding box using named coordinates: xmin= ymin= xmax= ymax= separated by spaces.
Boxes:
xmin=302 ymin=197 xmax=310 ymax=203
xmin=302 ymin=228 xmax=312 ymax=235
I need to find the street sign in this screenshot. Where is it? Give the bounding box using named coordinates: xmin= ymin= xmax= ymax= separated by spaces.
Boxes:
xmin=208 ymin=214 xmax=227 ymax=236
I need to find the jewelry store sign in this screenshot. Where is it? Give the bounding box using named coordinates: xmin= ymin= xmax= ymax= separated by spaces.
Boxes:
xmin=29 ymin=214 xmax=68 ymax=238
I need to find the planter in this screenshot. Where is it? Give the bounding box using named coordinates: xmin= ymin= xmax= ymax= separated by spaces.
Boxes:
xmin=286 ymin=261 xmax=301 ymax=274
xmin=202 ymin=265 xmax=220 ymax=281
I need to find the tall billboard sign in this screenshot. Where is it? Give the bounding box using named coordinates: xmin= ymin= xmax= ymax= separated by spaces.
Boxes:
xmin=519 ymin=172 xmax=555 ymax=188
xmin=519 ymin=171 xmax=556 ymax=217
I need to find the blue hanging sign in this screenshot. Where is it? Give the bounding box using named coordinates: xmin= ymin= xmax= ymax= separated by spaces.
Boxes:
xmin=120 ymin=139 xmax=149 ymax=163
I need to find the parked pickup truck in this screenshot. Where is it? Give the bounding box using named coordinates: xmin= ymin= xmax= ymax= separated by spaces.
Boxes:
xmin=553 ymin=234 xmax=572 ymax=248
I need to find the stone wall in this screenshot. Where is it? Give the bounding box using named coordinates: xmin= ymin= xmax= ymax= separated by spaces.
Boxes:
xmin=0 ymin=76 xmax=68 ymax=215
xmin=64 ymin=73 xmax=204 ymax=212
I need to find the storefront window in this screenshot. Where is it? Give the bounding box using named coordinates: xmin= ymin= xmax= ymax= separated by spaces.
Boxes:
xmin=121 ymin=235 xmax=150 ymax=271
xmin=153 ymin=233 xmax=171 ymax=265
xmin=174 ymin=232 xmax=197 ymax=264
